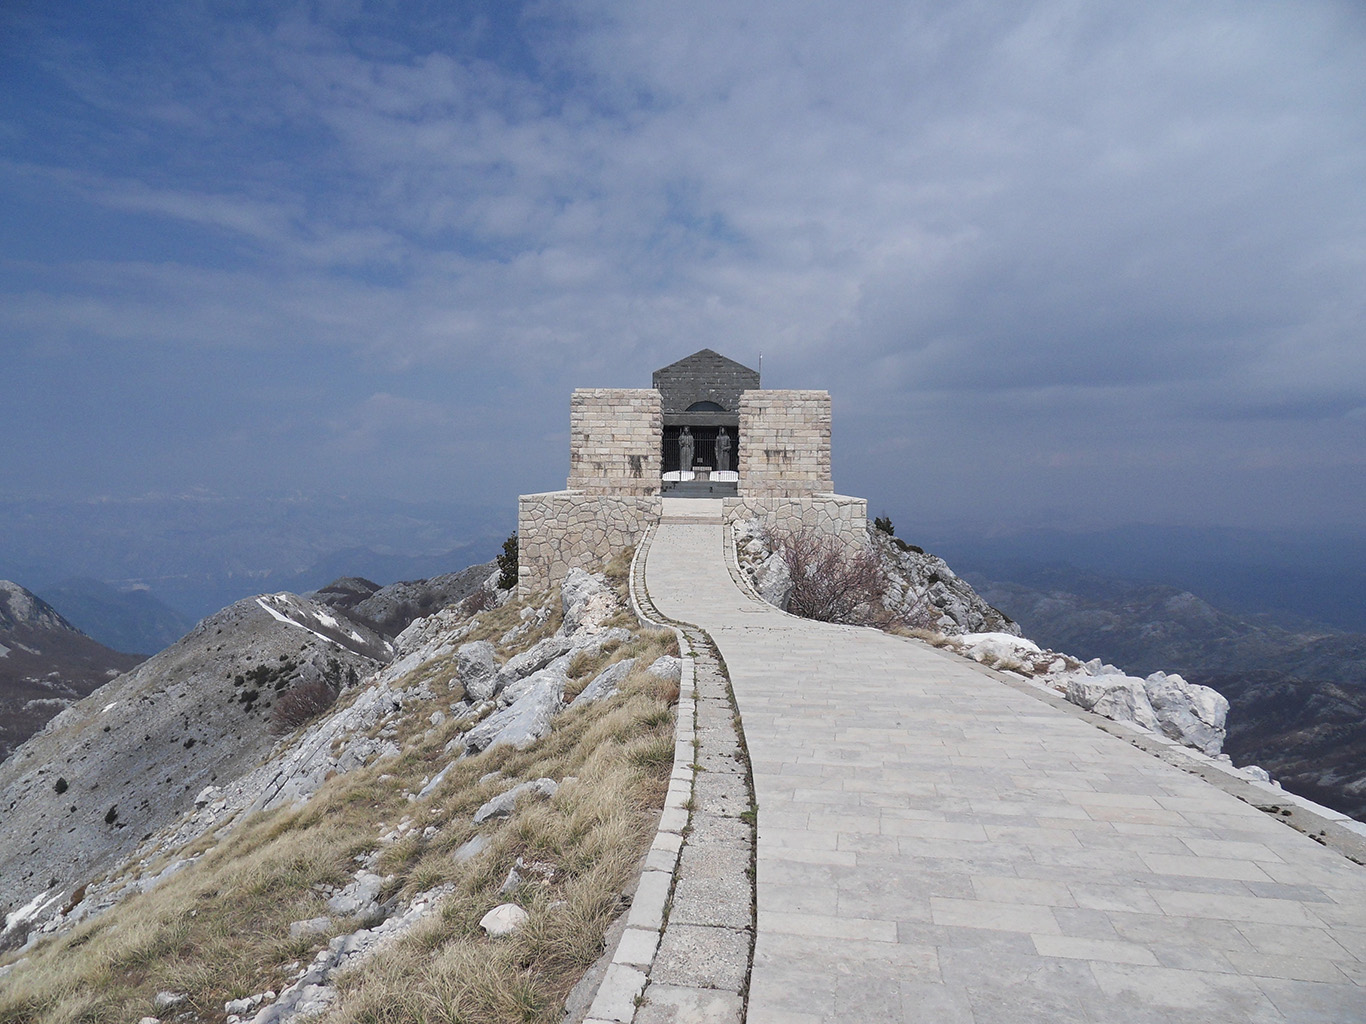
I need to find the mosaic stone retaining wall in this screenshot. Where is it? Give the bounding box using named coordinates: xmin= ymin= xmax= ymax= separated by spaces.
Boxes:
xmin=723 ymin=493 xmax=869 ymax=553
xmin=517 ymin=491 xmax=662 ymax=597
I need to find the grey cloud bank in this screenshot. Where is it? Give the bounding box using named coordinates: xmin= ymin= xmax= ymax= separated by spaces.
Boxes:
xmin=1 ymin=0 xmax=1362 ymax=538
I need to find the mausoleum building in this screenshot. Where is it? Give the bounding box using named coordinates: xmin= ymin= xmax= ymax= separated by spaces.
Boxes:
xmin=517 ymin=349 xmax=867 ymax=596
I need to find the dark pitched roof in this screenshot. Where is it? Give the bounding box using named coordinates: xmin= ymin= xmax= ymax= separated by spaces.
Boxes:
xmin=652 ymin=348 xmax=758 ymax=379
xmin=652 ymin=349 xmax=761 ymax=416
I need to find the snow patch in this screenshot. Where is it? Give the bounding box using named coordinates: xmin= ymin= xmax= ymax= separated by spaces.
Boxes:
xmin=255 ymin=597 xmax=350 ymax=649
xmin=312 ymin=609 xmax=366 ymax=643
xmin=4 ymin=888 xmax=62 ymax=933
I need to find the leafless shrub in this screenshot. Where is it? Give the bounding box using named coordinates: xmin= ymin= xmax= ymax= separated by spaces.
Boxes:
xmin=270 ymin=678 xmax=339 ymax=733
xmin=771 ymin=528 xmax=888 ymax=624
xmin=458 ymin=587 xmax=496 ymax=617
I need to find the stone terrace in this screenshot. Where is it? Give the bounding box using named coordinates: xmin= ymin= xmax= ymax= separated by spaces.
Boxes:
xmin=642 ymin=499 xmax=1366 ymax=1024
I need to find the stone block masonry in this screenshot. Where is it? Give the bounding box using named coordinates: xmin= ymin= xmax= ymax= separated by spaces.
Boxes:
xmin=723 ymin=494 xmax=868 ymax=553
xmin=737 ymin=390 xmax=832 ymax=496
xmin=517 ymin=491 xmax=662 ymax=598
xmin=567 ymin=388 xmax=662 ymax=496
xmin=520 ymin=378 xmax=855 ymax=597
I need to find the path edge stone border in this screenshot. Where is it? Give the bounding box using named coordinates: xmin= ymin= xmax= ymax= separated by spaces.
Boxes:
xmin=578 ymin=527 xmax=699 ymax=1024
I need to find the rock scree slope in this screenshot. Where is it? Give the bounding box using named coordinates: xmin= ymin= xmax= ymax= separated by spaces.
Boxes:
xmin=0 ymin=589 xmax=387 ymax=907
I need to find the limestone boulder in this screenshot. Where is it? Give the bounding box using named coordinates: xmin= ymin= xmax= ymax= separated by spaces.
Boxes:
xmin=480 ymin=903 xmax=527 ymax=937
xmin=455 ymin=641 xmax=497 ymax=702
xmin=451 ymin=834 xmax=489 ymax=862
xmin=646 ymin=655 xmax=682 ymax=682
xmin=1066 ymin=674 xmax=1159 ymax=732
xmin=1143 ymin=672 xmax=1228 ymax=755
xmin=571 ymin=658 xmax=636 ymax=707
xmin=499 ymin=661 xmax=569 ymax=708
xmin=754 ymin=553 xmax=792 ymax=610
xmin=463 ymin=674 xmax=565 ymax=753
xmin=561 ymin=568 xmax=617 ymax=634
xmin=959 ymin=633 xmax=1041 ymax=666
xmin=492 ymin=635 xmax=573 ymax=694
xmin=569 ymin=625 xmax=633 ymax=653
xmin=472 ymin=778 xmax=558 ymax=824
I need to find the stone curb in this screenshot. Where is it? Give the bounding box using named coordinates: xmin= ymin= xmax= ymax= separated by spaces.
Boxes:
xmin=579 ymin=525 xmax=698 ymax=1024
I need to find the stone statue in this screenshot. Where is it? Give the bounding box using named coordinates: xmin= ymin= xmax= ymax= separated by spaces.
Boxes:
xmin=678 ymin=427 xmax=694 ymax=471
xmin=716 ymin=427 xmax=732 ymax=472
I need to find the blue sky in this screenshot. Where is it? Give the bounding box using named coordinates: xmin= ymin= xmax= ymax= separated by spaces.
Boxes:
xmin=3 ymin=0 xmax=1364 ymax=539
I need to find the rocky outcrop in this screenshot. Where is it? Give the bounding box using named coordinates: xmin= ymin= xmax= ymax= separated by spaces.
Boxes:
xmin=1065 ymin=664 xmax=1229 ymax=755
xmin=730 ymin=520 xmax=1019 ymax=635
xmin=943 ymin=630 xmax=1231 ymax=756
xmin=1143 ymin=670 xmax=1230 ymax=754
xmin=867 ymin=529 xmax=1019 ymax=635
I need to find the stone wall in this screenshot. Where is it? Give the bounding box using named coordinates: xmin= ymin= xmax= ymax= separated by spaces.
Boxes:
xmin=567 ymin=388 xmax=662 ymax=496
xmin=517 ymin=490 xmax=662 ymax=598
xmin=723 ymin=493 xmax=868 ymax=553
xmin=737 ymin=390 xmax=832 ymax=496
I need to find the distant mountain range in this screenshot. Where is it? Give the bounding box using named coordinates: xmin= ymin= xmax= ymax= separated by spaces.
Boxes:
xmin=921 ymin=522 xmax=1366 ymax=633
xmin=30 ymin=578 xmax=194 ymax=655
xmin=0 ymin=492 xmax=509 ymax=622
xmin=955 ymin=559 xmax=1366 ymax=821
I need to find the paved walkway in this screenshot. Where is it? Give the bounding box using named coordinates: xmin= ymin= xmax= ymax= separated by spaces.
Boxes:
xmin=643 ymin=500 xmax=1366 ymax=1024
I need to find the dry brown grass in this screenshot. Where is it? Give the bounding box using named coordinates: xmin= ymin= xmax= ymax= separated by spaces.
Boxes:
xmin=460 ymin=594 xmax=567 ymax=655
xmin=887 ymin=625 xmax=954 ymax=647
xmin=602 ymin=546 xmax=635 ymax=604
xmin=0 ymin=607 xmax=676 ymax=1024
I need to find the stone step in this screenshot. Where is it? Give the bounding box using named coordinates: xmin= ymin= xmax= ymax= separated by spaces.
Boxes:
xmin=661 ymin=480 xmax=738 ymax=498
xmin=659 ymin=497 xmax=724 ymax=525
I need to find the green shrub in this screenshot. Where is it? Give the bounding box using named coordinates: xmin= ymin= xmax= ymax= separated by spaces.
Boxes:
xmin=496 ymin=532 xmax=519 ymax=591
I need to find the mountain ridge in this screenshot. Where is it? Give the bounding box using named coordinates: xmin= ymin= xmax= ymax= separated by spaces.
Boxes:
xmin=0 ymin=581 xmax=144 ymax=763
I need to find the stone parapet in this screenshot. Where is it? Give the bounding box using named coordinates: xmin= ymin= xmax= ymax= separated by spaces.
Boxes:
xmin=722 ymin=493 xmax=868 ymax=553
xmin=517 ymin=490 xmax=662 ymax=597
xmin=567 ymin=388 xmax=662 ymax=496
xmin=737 ymin=390 xmax=832 ymax=496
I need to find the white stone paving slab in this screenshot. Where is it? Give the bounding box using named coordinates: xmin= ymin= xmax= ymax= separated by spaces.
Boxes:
xmin=643 ymin=516 xmax=1366 ymax=1024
